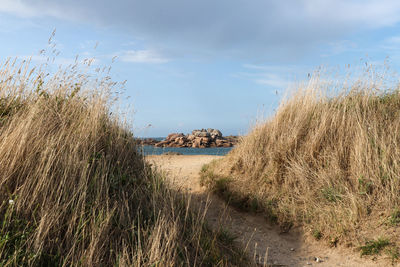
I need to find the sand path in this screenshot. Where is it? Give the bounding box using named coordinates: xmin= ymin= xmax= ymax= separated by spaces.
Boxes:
xmin=147 ymin=155 xmax=392 ymax=267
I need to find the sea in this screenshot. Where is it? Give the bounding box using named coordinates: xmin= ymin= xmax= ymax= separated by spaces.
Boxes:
xmin=138 ymin=137 xmax=233 ymax=156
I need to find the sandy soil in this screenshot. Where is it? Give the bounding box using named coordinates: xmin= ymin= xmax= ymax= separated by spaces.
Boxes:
xmin=146 ymin=155 xmax=393 ymax=267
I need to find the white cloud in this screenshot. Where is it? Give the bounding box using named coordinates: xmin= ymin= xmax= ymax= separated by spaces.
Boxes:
xmin=117 ymin=50 xmax=169 ymax=64
xmin=236 ymin=64 xmax=314 ymax=90
xmin=254 ymin=74 xmax=290 ymax=88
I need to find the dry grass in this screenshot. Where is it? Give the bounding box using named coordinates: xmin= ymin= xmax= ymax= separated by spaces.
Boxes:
xmin=201 ymin=67 xmax=400 ymax=253
xmin=0 ymin=53 xmax=248 ymax=266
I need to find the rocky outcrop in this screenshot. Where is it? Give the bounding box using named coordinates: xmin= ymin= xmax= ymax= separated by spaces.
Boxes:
xmin=139 ymin=128 xmax=239 ymax=148
xmin=138 ymin=138 xmax=159 ymax=146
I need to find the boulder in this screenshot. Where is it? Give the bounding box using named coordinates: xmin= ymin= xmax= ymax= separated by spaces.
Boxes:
xmin=192 ymin=138 xmax=201 ymax=148
xmin=215 ymin=139 xmax=224 ymax=147
xmin=222 ymin=142 xmax=233 ymax=147
xmin=192 ymin=129 xmax=210 ymax=137
xmin=211 ymin=129 xmax=222 ymax=138
xmin=196 ymin=131 xmax=210 ymax=137
xmin=187 ymin=134 xmax=196 ymax=141
xmin=166 ymin=133 xmax=184 ymax=141
xmin=175 ymin=136 xmax=186 ymax=145
xmin=155 ymin=140 xmax=169 ymax=147
xmin=201 ymin=137 xmax=210 ymax=144
xmin=192 ymin=129 xmax=201 ymax=135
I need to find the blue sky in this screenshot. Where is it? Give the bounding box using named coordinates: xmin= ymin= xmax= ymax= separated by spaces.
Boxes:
xmin=1 ymin=1 xmax=400 ymax=137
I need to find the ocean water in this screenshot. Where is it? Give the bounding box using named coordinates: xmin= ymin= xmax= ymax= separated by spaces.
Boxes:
xmin=139 ymin=145 xmax=233 ymax=156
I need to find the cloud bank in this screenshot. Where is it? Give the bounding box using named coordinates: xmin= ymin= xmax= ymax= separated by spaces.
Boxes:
xmin=1 ymin=0 xmax=400 ymax=60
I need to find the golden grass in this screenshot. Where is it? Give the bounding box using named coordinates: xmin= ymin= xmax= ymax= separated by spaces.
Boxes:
xmin=0 ymin=55 xmax=248 ymax=266
xmin=201 ymin=68 xmax=400 ymax=252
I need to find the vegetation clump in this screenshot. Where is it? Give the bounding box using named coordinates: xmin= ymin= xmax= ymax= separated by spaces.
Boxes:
xmin=360 ymin=238 xmax=390 ymax=256
xmin=0 ymin=54 xmax=248 ymax=266
xmin=201 ymin=66 xmax=400 ymax=252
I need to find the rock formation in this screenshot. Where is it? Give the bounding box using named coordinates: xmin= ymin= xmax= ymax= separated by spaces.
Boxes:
xmin=139 ymin=128 xmax=238 ymax=148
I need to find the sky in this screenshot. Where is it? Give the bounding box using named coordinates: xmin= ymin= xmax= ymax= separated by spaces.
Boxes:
xmin=1 ymin=0 xmax=400 ymax=137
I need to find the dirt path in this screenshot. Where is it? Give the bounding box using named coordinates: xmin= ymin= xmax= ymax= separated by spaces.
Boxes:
xmin=147 ymin=155 xmax=392 ymax=267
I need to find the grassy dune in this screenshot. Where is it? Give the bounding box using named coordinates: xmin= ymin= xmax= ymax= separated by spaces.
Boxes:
xmin=201 ymin=71 xmax=400 ymax=258
xmin=0 ymin=58 xmax=247 ymax=266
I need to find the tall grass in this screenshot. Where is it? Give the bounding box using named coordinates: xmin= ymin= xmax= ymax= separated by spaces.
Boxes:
xmin=0 ymin=54 xmax=247 ymax=266
xmin=201 ymin=67 xmax=400 ymax=248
